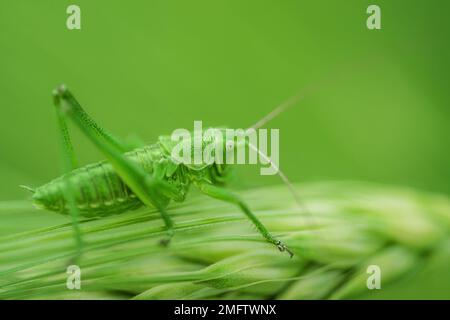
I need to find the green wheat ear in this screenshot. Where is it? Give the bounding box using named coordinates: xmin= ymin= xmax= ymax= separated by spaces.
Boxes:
xmin=0 ymin=181 xmax=449 ymax=300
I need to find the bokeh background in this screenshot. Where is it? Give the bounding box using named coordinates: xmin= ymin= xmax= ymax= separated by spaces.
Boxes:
xmin=0 ymin=1 xmax=449 ymax=299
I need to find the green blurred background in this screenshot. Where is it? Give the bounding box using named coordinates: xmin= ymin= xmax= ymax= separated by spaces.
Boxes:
xmin=0 ymin=1 xmax=449 ymax=299
xmin=1 ymin=0 xmax=449 ymax=199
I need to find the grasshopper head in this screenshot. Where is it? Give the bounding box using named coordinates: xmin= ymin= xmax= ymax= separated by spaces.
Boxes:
xmin=159 ymin=127 xmax=235 ymax=170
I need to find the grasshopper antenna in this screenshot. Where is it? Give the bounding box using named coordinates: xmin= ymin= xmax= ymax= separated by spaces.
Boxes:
xmin=246 ymin=142 xmax=307 ymax=211
xmin=245 ymin=85 xmax=317 ymax=210
xmin=19 ymin=185 xmax=35 ymax=194
xmin=248 ymin=84 xmax=315 ymax=131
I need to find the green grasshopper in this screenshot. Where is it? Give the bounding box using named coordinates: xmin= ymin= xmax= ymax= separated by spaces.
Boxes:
xmin=25 ymin=85 xmax=301 ymax=258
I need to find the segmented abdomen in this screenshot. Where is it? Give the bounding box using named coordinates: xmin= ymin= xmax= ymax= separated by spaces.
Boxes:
xmin=32 ymin=145 xmax=158 ymax=217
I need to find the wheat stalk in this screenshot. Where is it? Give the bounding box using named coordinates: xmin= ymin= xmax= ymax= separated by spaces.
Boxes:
xmin=0 ymin=181 xmax=448 ymax=299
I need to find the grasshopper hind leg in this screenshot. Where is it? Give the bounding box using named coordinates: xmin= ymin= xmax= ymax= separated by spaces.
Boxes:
xmin=52 ymin=85 xmax=131 ymax=260
xmin=53 ymin=90 xmax=84 ymax=261
xmin=53 ymin=85 xmax=179 ymax=248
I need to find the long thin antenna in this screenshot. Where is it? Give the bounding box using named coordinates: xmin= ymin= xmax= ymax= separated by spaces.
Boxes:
xmin=248 ymin=83 xmax=316 ymax=131
xmin=244 ymin=82 xmax=321 ymax=213
xmin=19 ymin=185 xmax=35 ymax=194
xmin=246 ymin=142 xmax=308 ymax=211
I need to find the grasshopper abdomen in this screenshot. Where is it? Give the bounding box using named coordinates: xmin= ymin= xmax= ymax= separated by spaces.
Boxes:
xmin=32 ymin=146 xmax=161 ymax=217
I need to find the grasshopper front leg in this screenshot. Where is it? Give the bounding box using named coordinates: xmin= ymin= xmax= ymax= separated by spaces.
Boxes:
xmin=195 ymin=181 xmax=294 ymax=257
xmin=53 ymin=85 xmax=179 ymax=244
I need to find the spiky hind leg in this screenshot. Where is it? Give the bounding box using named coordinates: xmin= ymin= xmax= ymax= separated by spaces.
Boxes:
xmin=53 ymin=85 xmax=179 ymax=245
xmin=52 ymin=88 xmax=84 ymax=260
